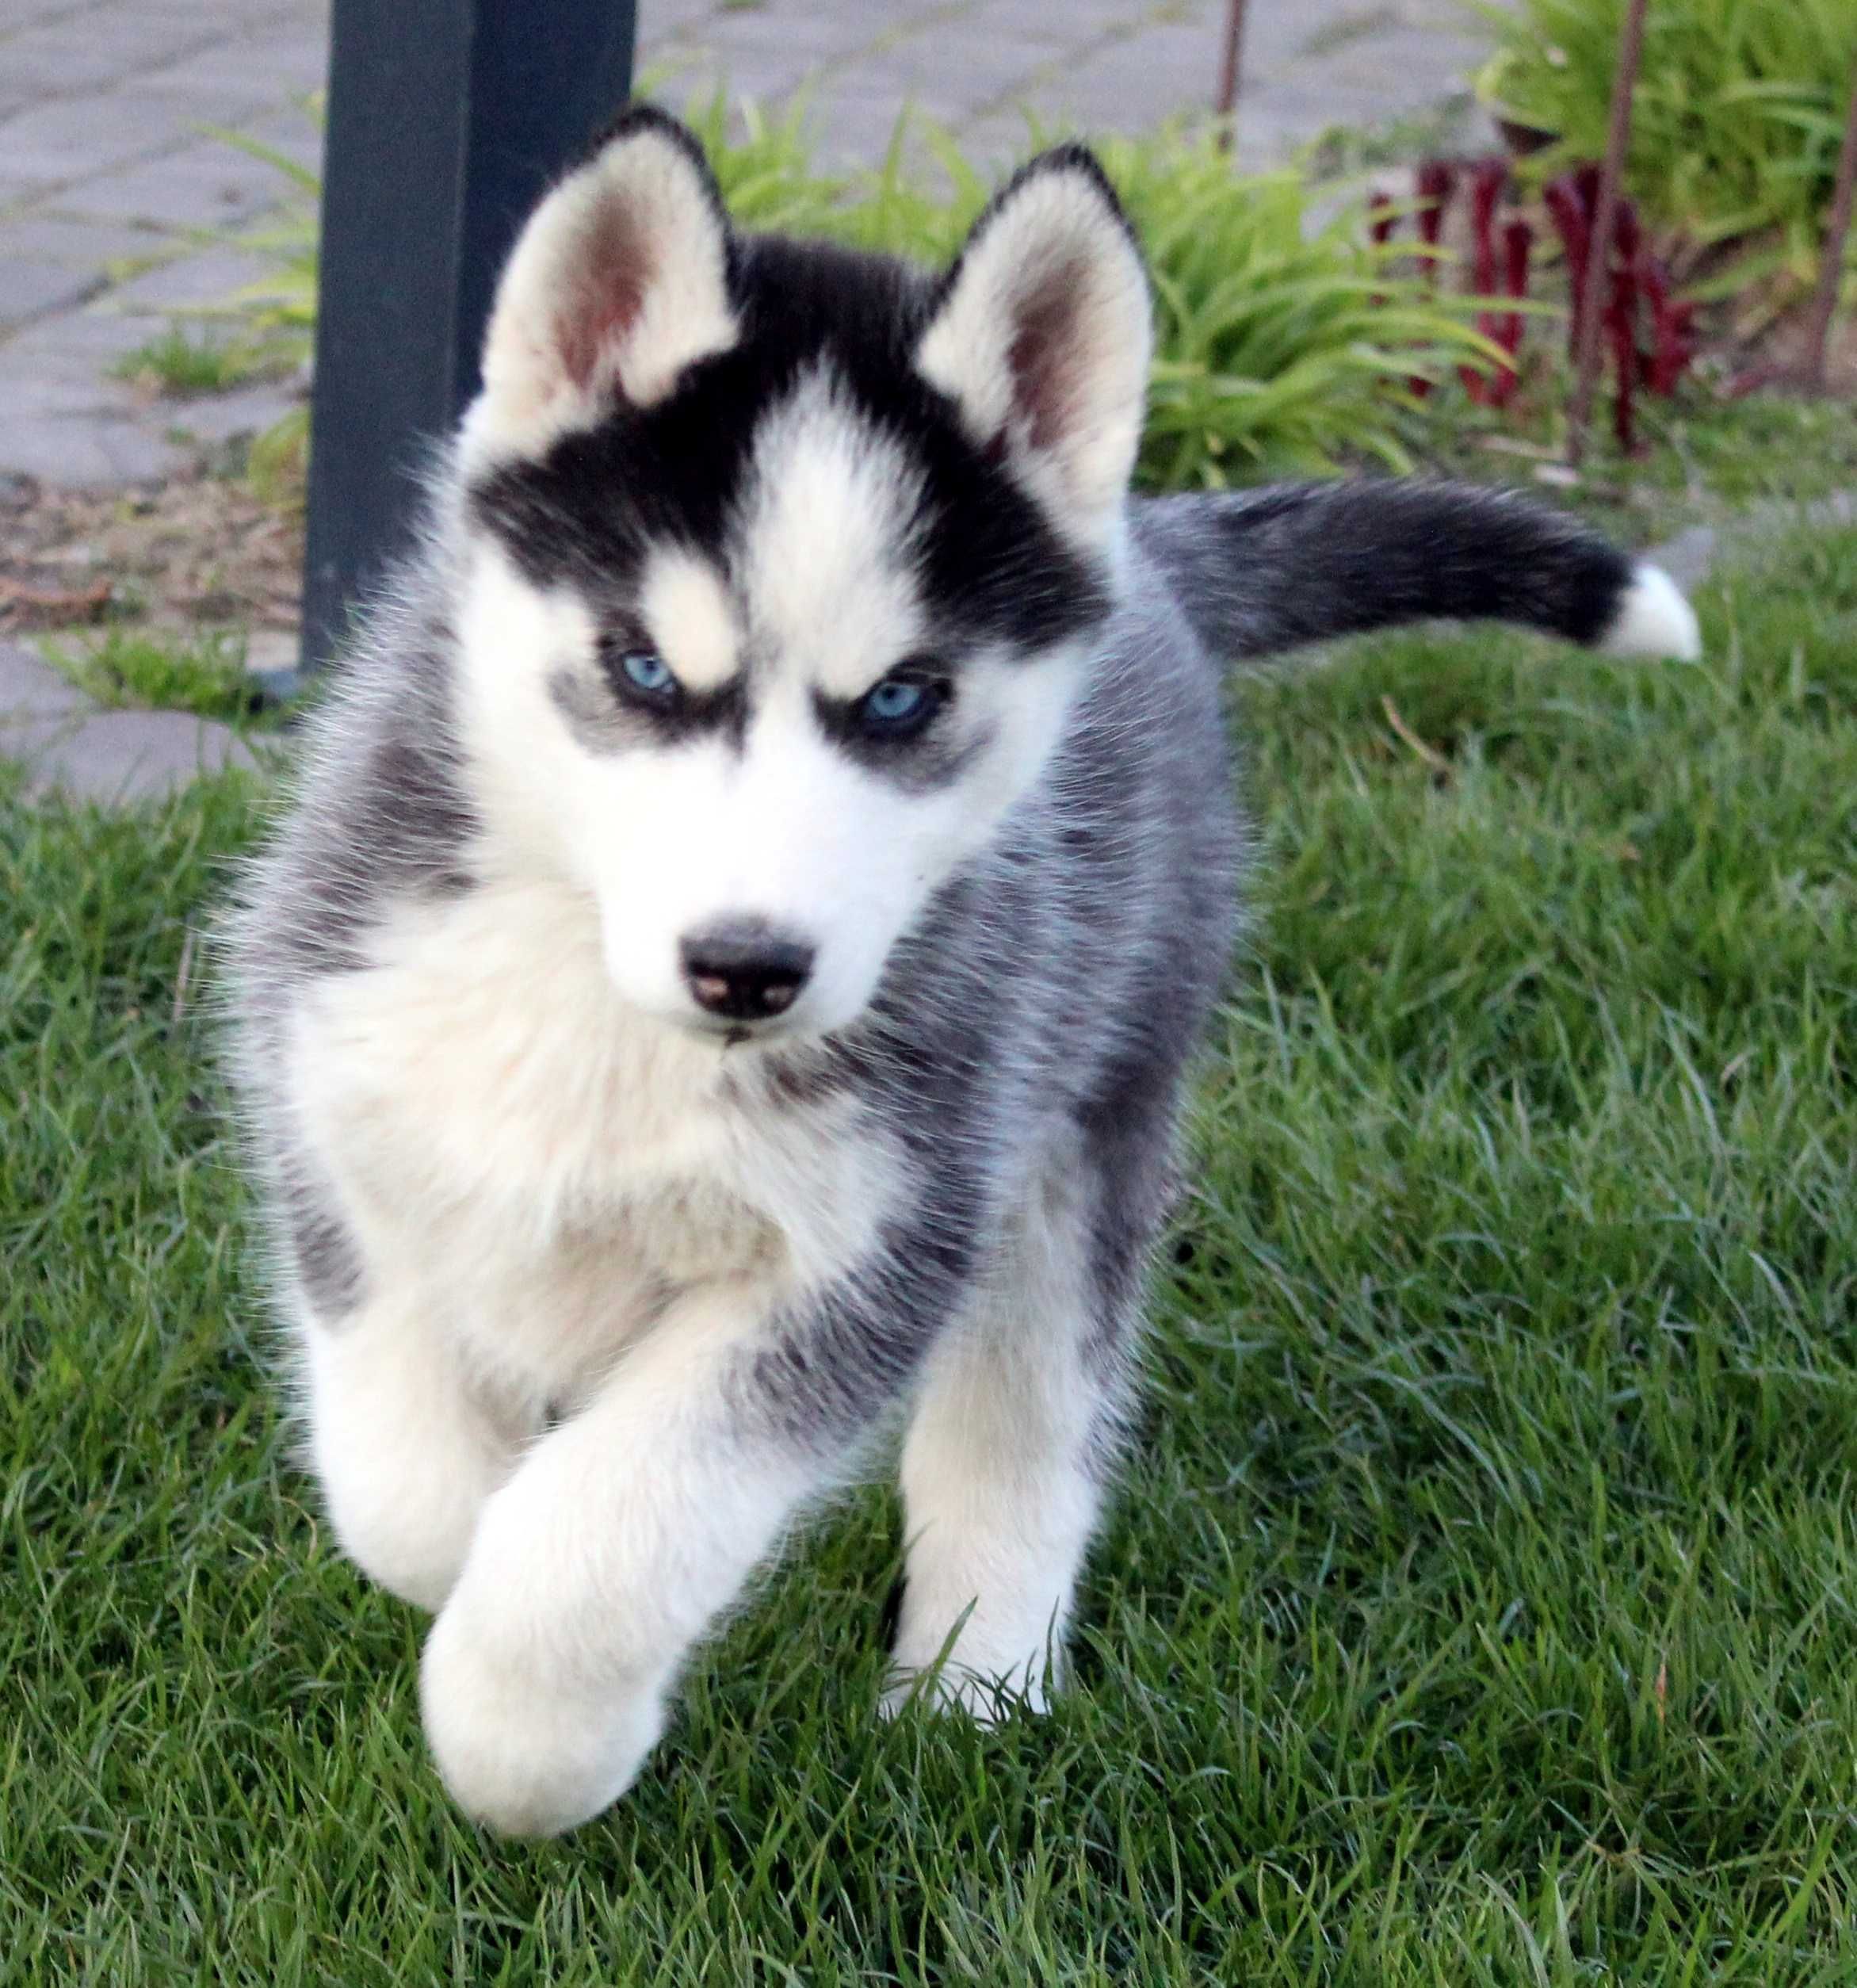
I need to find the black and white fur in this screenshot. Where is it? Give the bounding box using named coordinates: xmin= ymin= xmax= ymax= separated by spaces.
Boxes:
xmin=224 ymin=108 xmax=1701 ymax=1837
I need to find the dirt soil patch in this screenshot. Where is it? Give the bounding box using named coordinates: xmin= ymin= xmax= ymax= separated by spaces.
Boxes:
xmin=0 ymin=467 xmax=302 ymax=640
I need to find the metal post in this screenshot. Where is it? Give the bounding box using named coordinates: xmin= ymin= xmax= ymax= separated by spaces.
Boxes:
xmin=1801 ymin=56 xmax=1857 ymax=396
xmin=1565 ymin=0 xmax=1648 ymax=471
xmin=300 ymin=0 xmax=638 ymax=675
xmin=1213 ymin=0 xmax=1249 ymax=153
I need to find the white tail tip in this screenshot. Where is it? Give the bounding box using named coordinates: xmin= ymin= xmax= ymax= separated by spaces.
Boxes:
xmin=1601 ymin=562 xmax=1702 ymax=661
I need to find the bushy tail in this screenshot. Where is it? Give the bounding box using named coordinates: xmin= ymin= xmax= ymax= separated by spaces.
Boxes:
xmin=1133 ymin=480 xmax=1700 ymax=665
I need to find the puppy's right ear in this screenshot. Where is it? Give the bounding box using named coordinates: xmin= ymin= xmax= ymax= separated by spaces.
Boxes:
xmin=465 ymin=105 xmax=738 ymax=462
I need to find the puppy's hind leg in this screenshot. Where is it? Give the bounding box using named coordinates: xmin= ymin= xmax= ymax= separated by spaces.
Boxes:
xmin=887 ymin=1133 xmax=1148 ymax=1719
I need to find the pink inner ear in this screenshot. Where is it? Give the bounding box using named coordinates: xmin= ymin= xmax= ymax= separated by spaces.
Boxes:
xmin=1006 ymin=259 xmax=1087 ymax=453
xmin=553 ymin=202 xmax=654 ymax=394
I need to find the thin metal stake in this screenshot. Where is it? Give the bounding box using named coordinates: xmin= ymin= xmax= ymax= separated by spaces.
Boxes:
xmin=1801 ymin=55 xmax=1857 ymax=396
xmin=1565 ymin=0 xmax=1649 ymax=469
xmin=1213 ymin=0 xmax=1249 ymax=153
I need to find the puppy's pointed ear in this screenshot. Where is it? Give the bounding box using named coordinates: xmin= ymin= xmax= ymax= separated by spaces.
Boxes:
xmin=467 ymin=105 xmax=737 ymax=461
xmin=915 ymin=147 xmax=1150 ymax=552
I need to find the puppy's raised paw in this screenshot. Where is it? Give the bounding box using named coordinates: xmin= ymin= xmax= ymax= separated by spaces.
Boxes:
xmin=419 ymin=1607 xmax=668 ymax=1838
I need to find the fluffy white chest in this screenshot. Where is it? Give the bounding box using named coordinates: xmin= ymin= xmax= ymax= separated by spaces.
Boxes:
xmin=286 ymin=879 xmax=900 ymax=1400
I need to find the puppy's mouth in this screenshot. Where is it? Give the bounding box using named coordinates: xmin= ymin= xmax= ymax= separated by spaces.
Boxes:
xmin=673 ymin=1008 xmax=803 ymax=1049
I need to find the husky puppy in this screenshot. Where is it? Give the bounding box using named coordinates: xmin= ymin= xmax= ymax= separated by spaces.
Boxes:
xmin=225 ymin=105 xmax=1699 ymax=1837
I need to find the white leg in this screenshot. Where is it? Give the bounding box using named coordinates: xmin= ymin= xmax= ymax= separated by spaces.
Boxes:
xmin=300 ymin=1288 xmax=519 ymax=1613
xmin=418 ymin=1284 xmax=845 ymax=1837
xmin=887 ymin=1156 xmax=1125 ymax=1717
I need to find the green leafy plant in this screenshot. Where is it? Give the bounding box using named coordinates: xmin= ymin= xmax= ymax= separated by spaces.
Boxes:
xmin=1101 ymin=130 xmax=1499 ymax=481
xmin=153 ymin=112 xmax=319 ymax=516
xmin=243 ymin=402 xmax=310 ymax=518
xmin=682 ymin=97 xmax=1507 ymax=480
xmin=208 ymin=91 xmax=1500 ymax=495
xmin=111 ymin=325 xmax=285 ymax=397
xmin=40 ymin=628 xmax=263 ymax=724
xmin=189 ymin=117 xmax=322 ymax=372
xmin=1477 ymin=0 xmax=1855 ymax=300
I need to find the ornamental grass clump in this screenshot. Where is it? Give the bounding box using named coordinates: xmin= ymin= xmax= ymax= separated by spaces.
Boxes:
xmin=686 ymin=97 xmax=1500 ymax=483
xmin=214 ymin=94 xmax=1499 ymax=500
xmin=1477 ymin=0 xmax=1856 ymax=304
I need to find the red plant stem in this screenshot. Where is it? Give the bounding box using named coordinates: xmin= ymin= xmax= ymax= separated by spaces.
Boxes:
xmin=1567 ymin=0 xmax=1650 ymax=468
xmin=1462 ymin=174 xmax=1519 ymax=407
xmin=1468 ymin=158 xmax=1507 ymax=295
xmin=1409 ymin=160 xmax=1458 ymax=397
xmin=1414 ymin=159 xmax=1457 ymax=268
xmin=1213 ymin=0 xmax=1249 ymax=151
xmin=1607 ymin=256 xmax=1639 ymax=450
xmin=1802 ymin=55 xmax=1857 ymax=395
xmin=1639 ymin=253 xmax=1674 ymax=394
xmin=1603 ymin=202 xmax=1642 ymax=449
xmin=1366 ymin=193 xmax=1393 ymax=315
xmin=1368 ymin=192 xmax=1397 ymax=308
xmin=1638 ymin=250 xmax=1697 ymax=396
xmin=1543 ymin=176 xmax=1592 ymax=354
xmin=1494 ymin=218 xmax=1534 ymax=406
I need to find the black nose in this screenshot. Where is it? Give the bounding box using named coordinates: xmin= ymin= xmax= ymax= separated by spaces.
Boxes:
xmin=679 ymin=920 xmax=816 ymax=1023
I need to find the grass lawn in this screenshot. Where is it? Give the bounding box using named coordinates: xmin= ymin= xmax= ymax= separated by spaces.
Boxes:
xmin=4 ymin=507 xmax=1856 ymax=1981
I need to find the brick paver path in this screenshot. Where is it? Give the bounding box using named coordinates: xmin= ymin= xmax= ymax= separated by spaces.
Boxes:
xmin=0 ymin=0 xmax=1492 ymax=491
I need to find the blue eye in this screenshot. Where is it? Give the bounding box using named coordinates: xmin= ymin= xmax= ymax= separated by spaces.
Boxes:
xmin=618 ymin=650 xmax=674 ymax=696
xmin=858 ymin=671 xmax=946 ymax=736
xmin=868 ymin=679 xmax=924 ymax=722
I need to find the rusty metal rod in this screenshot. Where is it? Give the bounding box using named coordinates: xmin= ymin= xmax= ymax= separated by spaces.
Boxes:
xmin=1801 ymin=55 xmax=1857 ymax=396
xmin=1213 ymin=0 xmax=1249 ymax=153
xmin=1565 ymin=0 xmax=1649 ymax=469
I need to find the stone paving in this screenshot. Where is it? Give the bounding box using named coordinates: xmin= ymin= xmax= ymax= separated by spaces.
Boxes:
xmin=1 ymin=0 xmax=1496 ymax=801
xmin=0 ymin=635 xmax=264 ymax=802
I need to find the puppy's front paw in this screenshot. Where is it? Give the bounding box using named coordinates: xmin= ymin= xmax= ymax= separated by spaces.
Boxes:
xmin=881 ymin=1661 xmax=1052 ymax=1725
xmin=884 ymin=1593 xmax=1066 ymax=1724
xmin=419 ymin=1605 xmax=667 ymax=1837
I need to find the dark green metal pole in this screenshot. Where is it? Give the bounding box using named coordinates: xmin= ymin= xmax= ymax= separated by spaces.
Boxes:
xmin=298 ymin=0 xmax=638 ymax=678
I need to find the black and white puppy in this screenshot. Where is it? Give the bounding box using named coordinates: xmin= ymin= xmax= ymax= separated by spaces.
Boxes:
xmin=225 ymin=107 xmax=1700 ymax=1836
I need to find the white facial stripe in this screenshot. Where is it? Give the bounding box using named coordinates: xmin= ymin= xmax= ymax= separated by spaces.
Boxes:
xmin=457 ymin=370 xmax=1092 ymax=1045
xmin=639 ymin=545 xmax=741 ymax=691
xmin=739 ymin=367 xmax=930 ymax=700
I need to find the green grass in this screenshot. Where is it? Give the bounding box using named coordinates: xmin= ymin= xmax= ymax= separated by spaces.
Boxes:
xmin=110 ymin=327 xmax=283 ymax=398
xmin=5 ymin=515 xmax=1855 ymax=1979
xmin=39 ymin=628 xmax=265 ymax=724
xmin=1392 ymin=375 xmax=1857 ymax=546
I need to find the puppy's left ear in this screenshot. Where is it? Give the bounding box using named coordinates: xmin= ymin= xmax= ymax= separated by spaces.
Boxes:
xmin=916 ymin=148 xmax=1150 ymax=553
